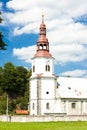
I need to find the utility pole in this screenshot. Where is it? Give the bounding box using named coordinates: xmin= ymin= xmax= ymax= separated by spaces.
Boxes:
xmin=6 ymin=94 xmax=8 ymax=121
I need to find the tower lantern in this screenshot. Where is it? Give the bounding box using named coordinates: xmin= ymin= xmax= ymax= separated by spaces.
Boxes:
xmin=35 ymin=14 xmax=51 ymax=57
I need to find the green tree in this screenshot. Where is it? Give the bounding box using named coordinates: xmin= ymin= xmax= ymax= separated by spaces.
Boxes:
xmin=0 ymin=93 xmax=7 ymax=114
xmin=0 ymin=67 xmax=4 ymax=95
xmin=2 ymin=62 xmax=17 ymax=98
xmin=26 ymin=68 xmax=32 ymax=100
xmin=16 ymin=66 xmax=28 ymax=97
xmin=14 ymin=66 xmax=29 ymax=110
xmin=0 ymin=12 xmax=7 ymax=50
xmin=16 ymin=96 xmax=28 ymax=110
xmin=0 ymin=62 xmax=31 ymax=113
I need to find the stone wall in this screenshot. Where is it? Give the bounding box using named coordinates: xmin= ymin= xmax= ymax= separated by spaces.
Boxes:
xmin=0 ymin=115 xmax=87 ymax=122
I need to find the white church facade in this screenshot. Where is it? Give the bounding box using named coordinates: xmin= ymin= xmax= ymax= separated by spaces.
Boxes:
xmin=29 ymin=15 xmax=87 ymax=116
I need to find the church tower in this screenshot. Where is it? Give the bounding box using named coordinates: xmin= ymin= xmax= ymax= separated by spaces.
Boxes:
xmin=30 ymin=14 xmax=57 ymax=115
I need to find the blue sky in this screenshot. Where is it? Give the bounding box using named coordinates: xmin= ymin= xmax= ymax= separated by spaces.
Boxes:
xmin=0 ymin=0 xmax=87 ymax=77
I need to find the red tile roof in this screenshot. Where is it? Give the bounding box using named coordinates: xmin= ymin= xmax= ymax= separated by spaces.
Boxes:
xmin=34 ymin=50 xmax=52 ymax=58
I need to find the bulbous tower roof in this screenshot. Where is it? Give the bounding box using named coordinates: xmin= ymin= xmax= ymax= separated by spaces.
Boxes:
xmin=34 ymin=14 xmax=52 ymax=58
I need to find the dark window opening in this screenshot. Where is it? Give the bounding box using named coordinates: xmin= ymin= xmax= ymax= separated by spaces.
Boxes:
xmin=32 ymin=103 xmax=35 ymax=110
xmin=46 ymin=65 xmax=47 ymax=71
xmin=44 ymin=44 xmax=47 ymax=49
xmin=40 ymin=44 xmax=43 ymax=49
xmin=48 ymin=65 xmax=50 ymax=71
xmin=68 ymin=87 xmax=71 ymax=90
xmin=46 ymin=103 xmax=50 ymax=110
xmin=46 ymin=91 xmax=49 ymax=94
xmin=45 ymin=65 xmax=50 ymax=72
xmin=33 ymin=65 xmax=35 ymax=72
xmin=71 ymin=103 xmax=76 ymax=109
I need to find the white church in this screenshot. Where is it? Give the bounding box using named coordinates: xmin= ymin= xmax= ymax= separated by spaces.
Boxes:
xmin=29 ymin=15 xmax=87 ymax=116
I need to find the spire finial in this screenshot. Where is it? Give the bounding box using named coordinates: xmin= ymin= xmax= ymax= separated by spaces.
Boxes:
xmin=42 ymin=11 xmax=44 ymax=23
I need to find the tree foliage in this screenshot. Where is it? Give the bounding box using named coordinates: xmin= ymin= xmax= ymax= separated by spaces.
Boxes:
xmin=0 ymin=93 xmax=7 ymax=114
xmin=0 ymin=12 xmax=7 ymax=50
xmin=0 ymin=67 xmax=4 ymax=95
xmin=0 ymin=62 xmax=31 ymax=114
xmin=2 ymin=62 xmax=17 ymax=98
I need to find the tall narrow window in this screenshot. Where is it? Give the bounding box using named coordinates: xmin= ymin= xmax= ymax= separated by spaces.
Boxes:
xmin=48 ymin=65 xmax=50 ymax=71
xmin=45 ymin=65 xmax=50 ymax=72
xmin=40 ymin=44 xmax=43 ymax=49
xmin=33 ymin=65 xmax=35 ymax=72
xmin=46 ymin=103 xmax=50 ymax=110
xmin=45 ymin=65 xmax=47 ymax=71
xmin=71 ymin=103 xmax=76 ymax=109
xmin=32 ymin=103 xmax=35 ymax=110
xmin=44 ymin=44 xmax=46 ymax=49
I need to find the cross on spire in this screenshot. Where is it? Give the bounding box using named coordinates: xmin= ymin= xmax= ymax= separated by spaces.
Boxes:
xmin=42 ymin=12 xmax=44 ymax=23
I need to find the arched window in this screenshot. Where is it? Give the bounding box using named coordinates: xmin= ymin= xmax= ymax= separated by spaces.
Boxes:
xmin=46 ymin=103 xmax=50 ymax=110
xmin=33 ymin=65 xmax=35 ymax=72
xmin=45 ymin=65 xmax=47 ymax=71
xmin=44 ymin=44 xmax=46 ymax=49
xmin=40 ymin=44 xmax=43 ymax=49
xmin=45 ymin=65 xmax=50 ymax=72
xmin=48 ymin=65 xmax=50 ymax=71
xmin=32 ymin=103 xmax=35 ymax=110
xmin=71 ymin=103 xmax=76 ymax=109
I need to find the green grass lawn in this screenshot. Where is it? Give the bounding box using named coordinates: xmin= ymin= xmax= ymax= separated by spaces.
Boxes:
xmin=0 ymin=121 xmax=87 ymax=130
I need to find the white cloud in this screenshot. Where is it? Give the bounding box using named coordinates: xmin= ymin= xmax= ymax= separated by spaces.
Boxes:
xmin=13 ymin=45 xmax=36 ymax=63
xmin=3 ymin=0 xmax=87 ymax=70
xmin=4 ymin=9 xmax=41 ymax=25
xmin=5 ymin=0 xmax=87 ymax=45
xmin=50 ymin=43 xmax=87 ymax=64
xmin=4 ymin=0 xmax=87 ymax=42
xmin=60 ymin=69 xmax=87 ymax=78
xmin=0 ymin=2 xmax=2 ymax=8
xmin=13 ymin=43 xmax=87 ymax=64
xmin=6 ymin=0 xmax=37 ymax=11
xmin=47 ymin=20 xmax=87 ymax=45
xmin=6 ymin=0 xmax=87 ymax=16
xmin=13 ymin=22 xmax=39 ymax=35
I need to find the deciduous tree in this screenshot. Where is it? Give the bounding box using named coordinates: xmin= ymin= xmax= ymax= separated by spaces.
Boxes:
xmin=0 ymin=12 xmax=7 ymax=50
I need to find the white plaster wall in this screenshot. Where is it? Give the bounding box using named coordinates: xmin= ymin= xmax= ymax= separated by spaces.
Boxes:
xmin=68 ymin=101 xmax=80 ymax=115
xmin=41 ymin=78 xmax=55 ymax=99
xmin=30 ymin=77 xmax=87 ymax=116
xmin=32 ymin=57 xmax=54 ymax=76
xmin=40 ymin=78 xmax=56 ymax=114
xmin=81 ymin=101 xmax=87 ymax=115
xmin=61 ymin=100 xmax=87 ymax=115
xmin=30 ymin=79 xmax=37 ymax=115
xmin=30 ymin=100 xmax=37 ymax=115
xmin=40 ymin=100 xmax=55 ymax=115
xmin=1 ymin=115 xmax=87 ymax=122
xmin=30 ymin=77 xmax=56 ymax=115
xmin=30 ymin=79 xmax=37 ymax=100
